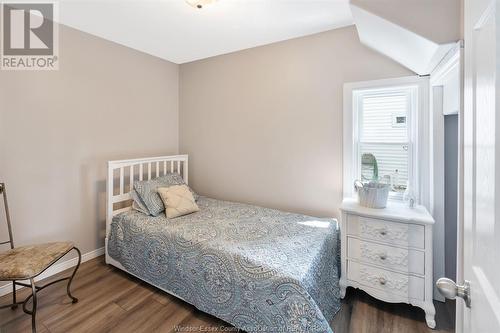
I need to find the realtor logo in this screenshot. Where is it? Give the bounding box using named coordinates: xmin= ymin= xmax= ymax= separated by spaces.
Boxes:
xmin=1 ymin=2 xmax=59 ymax=70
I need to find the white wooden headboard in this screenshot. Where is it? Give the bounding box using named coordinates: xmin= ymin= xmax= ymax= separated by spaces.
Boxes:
xmin=105 ymin=155 xmax=188 ymax=235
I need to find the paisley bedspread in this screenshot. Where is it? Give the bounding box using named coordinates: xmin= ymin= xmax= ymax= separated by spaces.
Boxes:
xmin=107 ymin=196 xmax=341 ymax=332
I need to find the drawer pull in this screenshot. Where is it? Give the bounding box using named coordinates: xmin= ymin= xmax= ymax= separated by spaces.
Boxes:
xmin=358 ymin=219 xmax=415 ymax=246
xmin=358 ymin=266 xmax=409 ymax=293
xmin=359 ymin=242 xmax=410 ymax=267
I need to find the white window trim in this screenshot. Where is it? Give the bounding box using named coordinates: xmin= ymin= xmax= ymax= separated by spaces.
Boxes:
xmin=343 ymin=76 xmax=430 ymax=205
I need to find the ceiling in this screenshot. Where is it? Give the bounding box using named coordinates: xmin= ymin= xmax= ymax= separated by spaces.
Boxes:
xmin=53 ymin=0 xmax=353 ymax=64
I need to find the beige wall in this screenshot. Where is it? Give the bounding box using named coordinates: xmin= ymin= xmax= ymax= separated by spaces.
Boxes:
xmin=0 ymin=24 xmax=179 ymax=261
xmin=179 ymin=26 xmax=412 ymax=218
xmin=0 ymin=23 xmax=413 ymax=282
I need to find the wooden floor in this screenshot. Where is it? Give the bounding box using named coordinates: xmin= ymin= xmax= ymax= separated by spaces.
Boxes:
xmin=0 ymin=256 xmax=455 ymax=333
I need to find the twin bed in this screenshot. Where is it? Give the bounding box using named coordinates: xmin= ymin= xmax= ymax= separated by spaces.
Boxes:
xmin=105 ymin=155 xmax=341 ymax=332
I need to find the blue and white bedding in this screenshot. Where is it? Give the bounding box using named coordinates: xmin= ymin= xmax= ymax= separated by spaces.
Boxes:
xmin=107 ymin=196 xmax=341 ymax=332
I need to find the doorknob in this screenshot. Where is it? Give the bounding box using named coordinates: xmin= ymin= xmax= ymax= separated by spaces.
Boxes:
xmin=436 ymin=278 xmax=471 ymax=308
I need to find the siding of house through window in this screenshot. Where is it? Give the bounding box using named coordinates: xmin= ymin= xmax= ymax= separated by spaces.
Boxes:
xmin=358 ymin=89 xmax=411 ymax=192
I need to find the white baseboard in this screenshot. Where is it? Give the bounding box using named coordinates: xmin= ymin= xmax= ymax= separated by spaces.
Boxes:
xmin=0 ymin=247 xmax=104 ymax=297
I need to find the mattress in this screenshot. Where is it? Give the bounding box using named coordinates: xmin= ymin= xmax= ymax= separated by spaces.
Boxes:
xmin=107 ymin=196 xmax=341 ymax=332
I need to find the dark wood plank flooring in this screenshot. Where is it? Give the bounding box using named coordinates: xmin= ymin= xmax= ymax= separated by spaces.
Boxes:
xmin=0 ymin=256 xmax=454 ymax=333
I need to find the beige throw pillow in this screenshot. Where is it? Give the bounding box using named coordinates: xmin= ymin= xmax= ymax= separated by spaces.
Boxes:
xmin=157 ymin=185 xmax=199 ymax=219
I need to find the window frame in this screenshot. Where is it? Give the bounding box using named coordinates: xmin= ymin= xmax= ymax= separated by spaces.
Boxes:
xmin=355 ymin=86 xmax=416 ymax=200
xmin=343 ymin=76 xmax=430 ymax=205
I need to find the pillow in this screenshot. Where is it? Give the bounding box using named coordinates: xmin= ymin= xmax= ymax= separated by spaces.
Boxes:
xmin=134 ymin=173 xmax=197 ymax=216
xmin=130 ymin=190 xmax=150 ymax=215
xmin=157 ymin=185 xmax=199 ymax=219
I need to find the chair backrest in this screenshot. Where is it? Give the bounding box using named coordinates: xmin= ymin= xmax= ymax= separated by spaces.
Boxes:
xmin=0 ymin=183 xmax=14 ymax=249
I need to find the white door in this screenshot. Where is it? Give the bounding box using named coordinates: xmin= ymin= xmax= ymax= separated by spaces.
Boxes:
xmin=461 ymin=0 xmax=500 ymax=332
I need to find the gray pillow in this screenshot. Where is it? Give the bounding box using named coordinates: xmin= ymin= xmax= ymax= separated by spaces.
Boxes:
xmin=130 ymin=189 xmax=150 ymax=215
xmin=134 ymin=173 xmax=197 ymax=216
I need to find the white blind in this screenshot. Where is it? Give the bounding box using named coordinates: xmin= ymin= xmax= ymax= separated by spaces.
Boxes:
xmin=356 ymin=87 xmax=412 ymax=191
xmin=361 ymin=91 xmax=408 ymax=143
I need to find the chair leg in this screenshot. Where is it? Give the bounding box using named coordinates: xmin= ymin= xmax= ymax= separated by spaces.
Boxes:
xmin=11 ymin=280 xmax=18 ymax=309
xmin=30 ymin=278 xmax=37 ymax=333
xmin=66 ymin=247 xmax=81 ymax=303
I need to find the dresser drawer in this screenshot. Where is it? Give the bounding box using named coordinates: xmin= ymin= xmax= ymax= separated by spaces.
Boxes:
xmin=347 ymin=261 xmax=425 ymax=300
xmin=347 ymin=215 xmax=425 ymax=249
xmin=347 ymin=237 xmax=425 ymax=275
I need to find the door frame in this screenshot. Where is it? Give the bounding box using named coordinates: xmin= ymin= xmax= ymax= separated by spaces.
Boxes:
xmin=429 ymin=42 xmax=463 ymax=305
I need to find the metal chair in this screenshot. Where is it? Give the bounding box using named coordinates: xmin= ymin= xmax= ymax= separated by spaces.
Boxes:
xmin=0 ymin=183 xmax=81 ymax=333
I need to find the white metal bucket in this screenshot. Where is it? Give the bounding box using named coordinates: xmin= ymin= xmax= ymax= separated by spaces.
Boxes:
xmin=356 ymin=182 xmax=390 ymax=209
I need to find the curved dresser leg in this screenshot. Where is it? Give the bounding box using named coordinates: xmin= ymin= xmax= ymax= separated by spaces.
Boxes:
xmin=424 ymin=302 xmax=436 ymax=329
xmin=67 ymin=247 xmax=81 ymax=303
xmin=339 ymin=278 xmax=347 ymax=299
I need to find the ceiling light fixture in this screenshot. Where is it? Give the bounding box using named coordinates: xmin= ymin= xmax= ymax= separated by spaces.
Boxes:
xmin=185 ymin=0 xmax=218 ymax=9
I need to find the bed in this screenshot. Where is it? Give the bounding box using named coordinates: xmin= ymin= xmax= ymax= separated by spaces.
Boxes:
xmin=105 ymin=155 xmax=341 ymax=332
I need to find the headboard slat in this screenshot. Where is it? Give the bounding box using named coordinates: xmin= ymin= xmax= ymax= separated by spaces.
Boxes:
xmin=129 ymin=165 xmax=134 ymax=191
xmin=119 ymin=167 xmax=124 ymax=195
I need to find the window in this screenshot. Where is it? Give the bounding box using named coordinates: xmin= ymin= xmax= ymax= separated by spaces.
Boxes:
xmin=355 ymin=86 xmax=416 ymax=198
xmin=343 ymin=77 xmax=428 ymax=203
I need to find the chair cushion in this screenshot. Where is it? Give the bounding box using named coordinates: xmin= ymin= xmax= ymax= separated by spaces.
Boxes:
xmin=0 ymin=242 xmax=74 ymax=279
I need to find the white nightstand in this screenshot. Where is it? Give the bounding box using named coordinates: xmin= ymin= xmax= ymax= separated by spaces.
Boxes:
xmin=339 ymin=198 xmax=436 ymax=329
